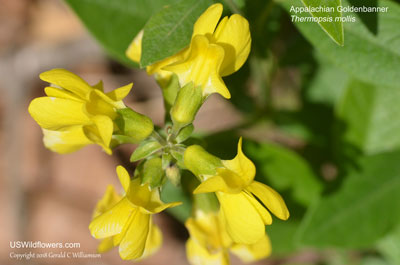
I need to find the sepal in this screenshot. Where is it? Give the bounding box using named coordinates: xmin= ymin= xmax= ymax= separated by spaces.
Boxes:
xmin=170 ymin=82 xmax=203 ymax=130
xmin=160 ymin=74 xmax=180 ymax=114
xmin=141 ymin=157 xmax=164 ymax=188
xmin=162 ymin=153 xmax=173 ymax=170
xmin=184 ymin=145 xmax=222 ymax=179
xmin=170 ymin=147 xmax=185 ymax=169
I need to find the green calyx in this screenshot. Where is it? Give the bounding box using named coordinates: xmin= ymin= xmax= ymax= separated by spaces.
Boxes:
xmin=170 ymin=82 xmax=203 ymax=131
xmin=115 ymin=108 xmax=154 ymax=143
xmin=141 ymin=157 xmax=164 ymax=188
xmin=120 ymin=77 xmax=207 ymax=191
xmin=160 ymin=74 xmax=180 ymax=115
xmin=183 ymin=145 xmax=223 ymax=179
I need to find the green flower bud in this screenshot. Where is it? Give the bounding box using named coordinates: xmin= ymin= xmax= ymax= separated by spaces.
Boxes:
xmin=184 ymin=145 xmax=223 ymax=179
xmin=175 ymin=124 xmax=194 ymax=143
xmin=170 ymin=82 xmax=202 ymax=130
xmin=161 ymin=74 xmax=180 ymax=114
xmin=166 ymin=164 xmax=181 ymax=187
xmin=141 ymin=157 xmax=164 ymax=188
xmin=115 ymin=108 xmax=154 ymax=143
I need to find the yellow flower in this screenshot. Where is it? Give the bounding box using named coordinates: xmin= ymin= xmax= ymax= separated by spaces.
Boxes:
xmin=126 ymin=3 xmax=251 ymax=99
xmin=28 ymin=69 xmax=132 ymax=154
xmin=91 ymin=185 xmax=122 ymax=253
xmin=164 ymin=3 xmax=251 ymax=99
xmin=126 ymin=31 xmax=185 ymax=112
xmin=126 ymin=30 xmax=186 ymax=87
xmin=185 ymin=209 xmax=271 ymax=265
xmin=126 ymin=30 xmax=143 ymax=64
xmin=89 ymin=166 xmax=181 ymax=260
xmin=190 ymin=138 xmax=289 ymax=244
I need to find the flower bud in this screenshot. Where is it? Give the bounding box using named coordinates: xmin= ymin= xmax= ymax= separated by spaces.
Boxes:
xmin=161 ymin=74 xmax=180 ymax=114
xmin=176 ymin=124 xmax=194 ymax=143
xmin=166 ymin=164 xmax=181 ymax=187
xmin=115 ymin=108 xmax=154 ymax=143
xmin=170 ymin=82 xmax=203 ymax=130
xmin=184 ymin=145 xmax=222 ymax=179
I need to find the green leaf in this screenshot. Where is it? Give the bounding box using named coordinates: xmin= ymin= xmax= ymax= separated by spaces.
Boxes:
xmin=281 ymin=0 xmax=400 ymax=89
xmin=140 ymin=0 xmax=212 ymax=67
xmin=65 ymin=0 xmax=179 ymax=66
xmin=296 ymin=151 xmax=400 ymax=248
xmin=130 ymin=139 xmax=163 ymax=162
xmin=245 ymin=141 xmax=322 ymax=206
xmin=301 ymin=0 xmax=344 ymax=45
xmin=336 ymin=79 xmax=400 ymax=155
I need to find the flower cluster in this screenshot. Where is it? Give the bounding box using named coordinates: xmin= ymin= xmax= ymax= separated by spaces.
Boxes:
xmin=183 ymin=139 xmax=289 ymax=264
xmin=90 ymin=166 xmax=180 ymax=259
xmin=28 ymin=3 xmax=289 ymax=264
xmin=29 ymin=69 xmax=153 ymax=154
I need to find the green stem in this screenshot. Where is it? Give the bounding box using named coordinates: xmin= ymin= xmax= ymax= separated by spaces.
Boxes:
xmin=151 ymin=130 xmax=166 ymax=146
xmin=169 ymin=122 xmax=182 ymax=142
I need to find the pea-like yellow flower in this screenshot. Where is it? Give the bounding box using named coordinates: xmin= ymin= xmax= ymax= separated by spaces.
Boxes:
xmin=126 ymin=3 xmax=251 ymax=99
xmin=28 ymin=69 xmax=132 ymax=154
xmin=126 ymin=30 xmax=185 ymax=113
xmin=186 ymin=209 xmax=271 ymax=265
xmin=89 ymin=166 xmax=181 ymax=260
xmin=164 ymin=3 xmax=251 ymax=99
xmin=91 ymin=185 xmax=122 ymax=253
xmin=126 ymin=30 xmax=186 ymax=88
xmin=185 ymin=138 xmax=289 ymax=244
